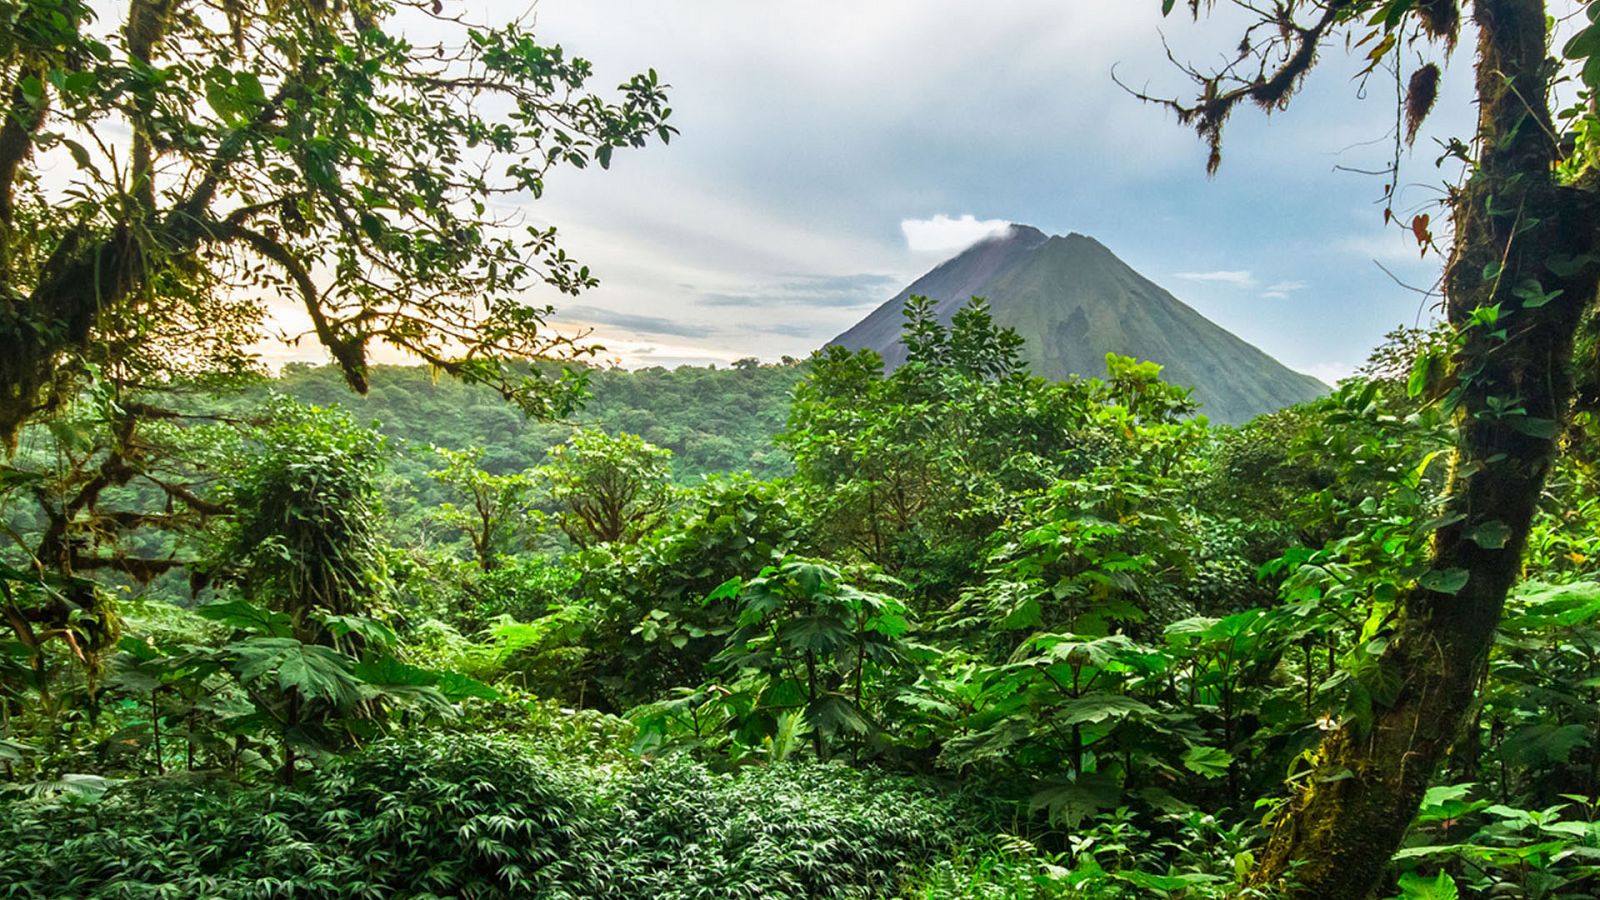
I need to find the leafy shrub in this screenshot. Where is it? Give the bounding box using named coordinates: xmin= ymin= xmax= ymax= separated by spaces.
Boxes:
xmin=0 ymin=731 xmax=972 ymax=899
xmin=904 ymin=810 xmax=1243 ymax=900
xmin=204 ymin=400 xmax=392 ymax=630
xmin=592 ymin=757 xmax=967 ymax=897
xmin=573 ymin=473 xmax=810 ymax=708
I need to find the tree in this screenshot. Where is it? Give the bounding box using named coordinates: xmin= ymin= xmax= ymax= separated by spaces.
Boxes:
xmin=702 ymin=558 xmax=911 ymax=762
xmin=0 ymin=0 xmax=673 ymax=449
xmin=206 ymin=401 xmax=389 ymax=641
xmin=1141 ymin=2 xmax=1600 ymax=894
xmin=782 ymin=298 xmax=1163 ymax=600
xmin=426 ymin=445 xmax=534 ymax=572
xmin=541 ymin=429 xmax=673 ymax=549
xmin=0 ymin=394 xmax=229 ymax=694
xmin=782 ymin=297 xmax=1044 ymax=576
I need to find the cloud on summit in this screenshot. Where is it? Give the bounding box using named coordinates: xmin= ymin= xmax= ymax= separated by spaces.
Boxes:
xmin=901 ymin=214 xmax=1012 ymax=253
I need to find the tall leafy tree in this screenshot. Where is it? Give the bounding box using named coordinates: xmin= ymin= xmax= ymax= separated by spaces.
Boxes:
xmin=541 ymin=429 xmax=673 ymax=549
xmin=1141 ymin=1 xmax=1600 ymax=893
xmin=0 ymin=0 xmax=674 ymax=448
xmin=0 ymin=395 xmax=228 ymax=690
xmin=784 ymin=298 xmax=1161 ymax=601
xmin=207 ymin=401 xmax=389 ymax=639
xmin=426 ymin=445 xmax=534 ymax=572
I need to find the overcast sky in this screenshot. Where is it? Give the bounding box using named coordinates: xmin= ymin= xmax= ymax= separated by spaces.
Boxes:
xmin=360 ymin=2 xmax=1541 ymax=381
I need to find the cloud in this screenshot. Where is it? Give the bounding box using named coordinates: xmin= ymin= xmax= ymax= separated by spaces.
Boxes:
xmin=1175 ymin=270 xmax=1257 ymax=288
xmin=557 ymin=305 xmax=712 ymax=338
xmin=1301 ymin=361 xmax=1355 ymax=385
xmin=781 ymin=272 xmax=902 ymax=296
xmin=901 ymin=214 xmax=1012 ymax=253
xmin=581 ymin=335 xmax=747 ymax=370
xmin=699 ymin=272 xmax=901 ymax=309
xmin=331 ymin=0 xmax=1450 ymax=376
xmin=1262 ymin=280 xmax=1308 ymax=300
xmin=757 ymin=322 xmax=828 ymax=338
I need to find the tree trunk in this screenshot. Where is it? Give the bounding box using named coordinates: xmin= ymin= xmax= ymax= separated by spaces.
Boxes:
xmin=1246 ymin=2 xmax=1600 ymax=896
xmin=150 ymin=690 xmax=164 ymax=776
xmin=282 ymin=687 xmax=300 ymax=786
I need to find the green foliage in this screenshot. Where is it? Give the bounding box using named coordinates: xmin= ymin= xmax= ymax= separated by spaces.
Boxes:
xmin=783 ymin=298 xmax=1103 ymax=600
xmin=562 ymin=473 xmax=810 ymax=707
xmin=1390 ymin=782 xmax=1600 ymax=899
xmin=254 ymin=360 xmax=804 ymax=490
xmin=9 ymin=266 xmax=1600 ymax=898
xmin=905 ymin=811 xmax=1244 ymax=899
xmin=97 ymin=595 xmax=475 ymax=785
xmin=205 ymin=401 xmax=391 ymax=635
xmin=961 ymin=460 xmax=1200 ymax=642
xmin=634 ymin=558 xmax=913 ymax=762
xmin=0 ymin=732 xmax=973 ymax=899
xmin=0 ymin=0 xmax=675 ymax=446
xmin=541 ymin=429 xmax=675 ymax=550
xmin=425 ymin=445 xmax=537 ymax=572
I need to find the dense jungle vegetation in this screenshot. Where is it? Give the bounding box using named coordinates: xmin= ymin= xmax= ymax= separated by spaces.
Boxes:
xmin=263 ymin=358 xmax=804 ymax=482
xmin=5 ymin=0 xmax=1600 ymax=898
xmin=7 ymin=304 xmax=1600 ymax=899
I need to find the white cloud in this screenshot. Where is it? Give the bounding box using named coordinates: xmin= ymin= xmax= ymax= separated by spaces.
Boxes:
xmin=1302 ymin=360 xmax=1356 ymax=386
xmin=900 ymin=214 xmax=1012 ymax=253
xmin=585 ymin=336 xmax=744 ymax=370
xmin=1175 ymin=270 xmax=1257 ymax=288
xmin=1262 ymin=279 xmax=1308 ymax=300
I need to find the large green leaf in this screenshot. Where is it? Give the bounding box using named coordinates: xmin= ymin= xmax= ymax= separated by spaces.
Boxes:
xmin=0 ymin=738 xmax=37 ymax=764
xmin=4 ymin=773 xmax=113 ymax=803
xmin=199 ymin=600 xmax=292 ymax=638
xmin=433 ymin=671 xmax=502 ymax=702
xmin=1391 ymin=871 xmax=1458 ymax=900
xmin=352 ymin=656 xmax=457 ymax=717
xmin=1181 ymin=745 xmax=1234 ymax=779
xmin=807 ymin=694 xmax=872 ymax=737
xmin=317 ymin=614 xmax=397 ymax=651
xmin=1498 ymin=723 xmax=1591 ymax=767
xmin=1055 ymin=694 xmax=1156 ymax=726
xmin=776 ymin=615 xmax=851 ymax=655
xmin=228 ymin=638 xmax=364 ymax=708
xmin=1028 ymin=773 xmax=1120 ymax=828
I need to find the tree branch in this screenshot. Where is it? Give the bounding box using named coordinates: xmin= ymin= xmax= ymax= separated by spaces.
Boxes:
xmin=1116 ymin=1 xmax=1354 ymax=173
xmin=217 ymin=221 xmax=369 ymax=392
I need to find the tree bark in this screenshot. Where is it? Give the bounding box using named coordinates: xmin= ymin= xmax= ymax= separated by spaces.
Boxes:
xmin=1246 ymin=2 xmax=1600 ymax=895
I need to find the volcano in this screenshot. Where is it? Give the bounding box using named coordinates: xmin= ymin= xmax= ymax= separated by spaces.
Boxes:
xmin=828 ymin=225 xmax=1327 ymax=423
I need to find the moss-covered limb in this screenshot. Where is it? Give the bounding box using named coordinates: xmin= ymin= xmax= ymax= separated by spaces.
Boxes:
xmin=1245 ymin=579 xmax=1513 ymax=895
xmin=1244 ymin=295 xmax=1590 ymax=896
xmin=1246 ymin=1 xmax=1600 ymax=895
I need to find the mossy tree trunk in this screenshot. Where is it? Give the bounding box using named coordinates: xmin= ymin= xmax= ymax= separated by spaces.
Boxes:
xmin=1246 ymin=2 xmax=1600 ymax=895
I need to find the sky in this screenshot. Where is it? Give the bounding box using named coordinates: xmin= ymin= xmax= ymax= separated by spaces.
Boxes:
xmin=339 ymin=2 xmax=1546 ymax=381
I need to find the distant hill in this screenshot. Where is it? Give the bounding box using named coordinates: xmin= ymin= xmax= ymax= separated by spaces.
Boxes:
xmin=230 ymin=362 xmax=803 ymax=498
xmin=829 ymin=224 xmax=1327 ymax=423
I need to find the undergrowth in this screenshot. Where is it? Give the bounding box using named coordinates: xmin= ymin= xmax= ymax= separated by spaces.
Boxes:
xmin=0 ymin=732 xmax=973 ymax=899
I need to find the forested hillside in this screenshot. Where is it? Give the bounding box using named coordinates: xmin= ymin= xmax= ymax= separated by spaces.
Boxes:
xmin=250 ymin=360 xmax=803 ymax=493
xmin=8 ymin=299 xmax=1600 ymax=898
